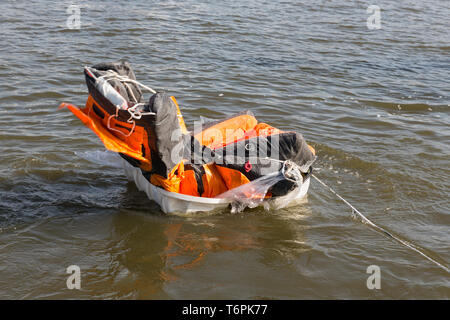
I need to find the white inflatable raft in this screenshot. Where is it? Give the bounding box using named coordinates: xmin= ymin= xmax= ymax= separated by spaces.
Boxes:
xmin=122 ymin=159 xmax=310 ymax=215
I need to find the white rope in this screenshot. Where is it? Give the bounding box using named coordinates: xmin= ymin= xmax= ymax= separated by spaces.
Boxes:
xmin=96 ymin=70 xmax=157 ymax=121
xmin=126 ymin=103 xmax=155 ymax=120
xmin=123 ymin=81 xmax=138 ymax=103
xmin=106 ymin=107 xmax=136 ymax=138
xmin=312 ymin=173 xmax=449 ymax=273
xmin=97 ymin=70 xmax=157 ymax=94
xmin=86 ymin=67 xmax=158 ymax=136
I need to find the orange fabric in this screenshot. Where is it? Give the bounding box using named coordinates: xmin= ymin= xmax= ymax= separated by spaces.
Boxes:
xmin=215 ymin=165 xmax=250 ymax=190
xmin=179 ymin=169 xmax=200 ymax=197
xmin=179 ymin=164 xmax=228 ymax=198
xmin=201 ymin=164 xmax=228 ymax=197
xmin=195 ymin=114 xmax=258 ymax=149
xmin=60 ymin=101 xmax=151 ymax=167
xmin=62 ymin=96 xmax=184 ymax=194
xmin=195 ymin=119 xmax=285 ymax=150
xmin=170 ymin=96 xmax=188 ymax=134
xmin=150 ymin=162 xmax=184 ymax=193
xmin=308 ymin=144 xmax=316 ymax=156
xmin=225 ymin=122 xmax=282 ymax=146
xmin=253 ymin=122 xmax=282 ymax=136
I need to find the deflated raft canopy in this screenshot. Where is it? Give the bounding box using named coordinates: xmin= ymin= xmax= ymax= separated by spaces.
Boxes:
xmin=61 ymin=60 xmax=316 ymax=207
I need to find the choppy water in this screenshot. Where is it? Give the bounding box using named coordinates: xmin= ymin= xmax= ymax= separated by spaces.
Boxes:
xmin=0 ymin=0 xmax=449 ymax=299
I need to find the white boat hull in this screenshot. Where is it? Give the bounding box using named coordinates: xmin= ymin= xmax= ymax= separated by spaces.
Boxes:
xmin=122 ymin=160 xmax=310 ymax=215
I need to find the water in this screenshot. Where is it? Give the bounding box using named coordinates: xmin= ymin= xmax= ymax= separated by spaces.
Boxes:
xmin=0 ymin=0 xmax=449 ymax=299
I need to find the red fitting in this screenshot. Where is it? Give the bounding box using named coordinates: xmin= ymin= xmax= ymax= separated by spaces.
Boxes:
xmin=244 ymin=161 xmax=252 ymax=172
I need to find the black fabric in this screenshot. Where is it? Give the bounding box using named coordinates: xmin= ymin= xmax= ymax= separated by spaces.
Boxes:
xmin=91 ymin=60 xmax=143 ymax=103
xmin=118 ymin=153 xmax=141 ymax=168
xmin=184 ymin=164 xmax=205 ymax=196
xmin=181 ymin=134 xmax=215 ymax=165
xmin=267 ymin=132 xmax=315 ymax=168
xmin=92 ymin=103 xmax=105 ymax=119
xmin=213 ymin=132 xmax=314 ymax=175
xmin=212 ymin=132 xmax=315 ymax=196
xmin=145 ymin=92 xmax=184 ymax=177
xmin=269 ymin=180 xmax=297 ymax=197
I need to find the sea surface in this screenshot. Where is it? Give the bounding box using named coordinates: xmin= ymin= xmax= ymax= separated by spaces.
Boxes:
xmin=0 ymin=0 xmax=449 ymax=299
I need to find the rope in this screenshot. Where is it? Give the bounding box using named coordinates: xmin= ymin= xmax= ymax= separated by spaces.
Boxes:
xmin=97 ymin=69 xmax=157 ymax=94
xmin=311 ymin=173 xmax=449 ymax=273
xmin=97 ymin=70 xmax=156 ymax=120
xmin=126 ymin=103 xmax=155 ymax=120
xmin=106 ymin=107 xmax=136 ymax=138
xmin=86 ymin=67 xmax=158 ymax=137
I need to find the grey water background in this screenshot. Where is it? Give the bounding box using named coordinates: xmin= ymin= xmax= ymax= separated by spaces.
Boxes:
xmin=0 ymin=0 xmax=449 ymax=299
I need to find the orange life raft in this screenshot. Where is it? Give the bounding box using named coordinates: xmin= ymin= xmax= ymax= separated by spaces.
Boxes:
xmin=60 ymin=61 xmax=316 ymax=208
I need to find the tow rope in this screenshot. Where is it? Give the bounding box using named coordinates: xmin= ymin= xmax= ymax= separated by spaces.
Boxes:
xmin=311 ymin=174 xmax=449 ymax=273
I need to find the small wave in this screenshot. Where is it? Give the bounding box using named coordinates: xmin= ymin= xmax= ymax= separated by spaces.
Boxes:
xmin=0 ymin=91 xmax=68 ymax=103
xmin=360 ymin=100 xmax=444 ymax=113
xmin=74 ymin=150 xmax=124 ymax=168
